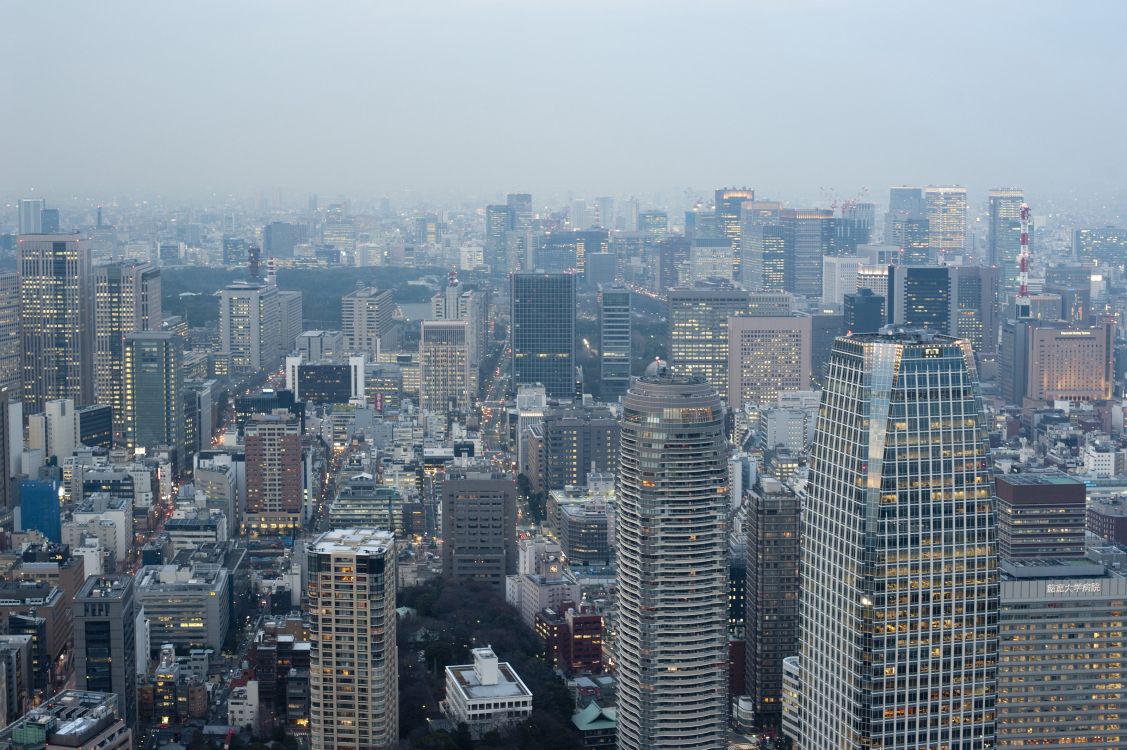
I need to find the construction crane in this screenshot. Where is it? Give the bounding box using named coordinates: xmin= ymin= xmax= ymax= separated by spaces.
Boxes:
xmin=1016 ymin=203 xmax=1032 ymax=319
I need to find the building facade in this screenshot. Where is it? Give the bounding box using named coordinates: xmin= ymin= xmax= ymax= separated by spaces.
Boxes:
xmin=510 ymin=273 xmax=576 ymax=398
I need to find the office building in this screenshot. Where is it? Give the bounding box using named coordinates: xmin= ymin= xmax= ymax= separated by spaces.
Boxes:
xmin=843 ymin=288 xmax=885 ymax=334
xmin=742 ymin=223 xmax=787 ymax=292
xmin=292 ymin=361 xmax=359 ymax=405
xmin=19 ymin=479 xmax=61 ymax=543
xmin=123 ymin=333 xmax=184 ymax=463
xmin=599 ymin=288 xmax=631 ymax=399
xmin=307 ymin=528 xmax=398 ymax=750
xmin=727 ymin=315 xmax=812 ymax=412
xmin=418 ymin=320 xmax=472 ymax=413
xmin=92 ymin=262 xmax=161 ymax=442
xmin=951 ymin=265 xmax=999 ymax=357
xmin=821 ymin=255 xmax=862 ymax=306
xmin=837 ymin=202 xmax=875 ymax=253
xmin=0 ymin=274 xmax=20 ymax=399
xmin=443 ymin=647 xmax=533 ymax=740
xmin=668 ymin=287 xmax=749 ymax=399
xmin=510 ymin=273 xmax=576 ymax=398
xmin=924 ymin=185 xmax=968 ymax=257
xmin=1074 ymin=225 xmax=1127 ymax=266
xmin=72 ymin=575 xmax=137 ymax=727
xmin=19 ymin=234 xmax=93 ymax=412
xmin=987 ymin=188 xmax=1025 ymax=285
xmin=888 ymin=217 xmax=932 ymax=265
xmin=27 ymin=398 xmax=78 ymax=462
xmin=441 ymin=470 xmax=517 ymax=590
xmin=716 ymin=188 xmax=755 ymax=278
xmin=262 ymin=221 xmax=306 ymax=259
xmin=994 ymin=473 xmax=1086 ymax=562
xmin=800 ymin=331 xmax=996 ymax=750
xmin=781 ymin=209 xmax=836 ymax=298
xmin=638 ymin=210 xmax=668 ymax=240
xmin=885 ymin=186 xmax=924 ymax=232
xmin=136 ymin=561 xmax=229 ymax=652
xmin=296 ymin=330 xmax=344 ymax=362
xmin=615 ymin=362 xmax=728 ymax=750
xmin=77 ymin=405 xmax=113 ymax=450
xmin=744 ymin=477 xmax=800 ymax=730
xmin=244 ymin=411 xmax=303 ymax=536
xmin=0 ymin=689 xmax=132 ymax=750
xmin=538 ymin=229 xmax=607 ymax=275
xmin=17 ymin=199 xmax=45 ymax=235
xmin=218 ymin=282 xmax=280 ymax=376
xmin=521 ymin=405 xmax=619 ymax=492
xmin=485 ymin=204 xmax=511 ymax=271
xmin=886 ymin=265 xmax=952 ymax=333
xmin=1000 ymin=318 xmax=1115 ymax=405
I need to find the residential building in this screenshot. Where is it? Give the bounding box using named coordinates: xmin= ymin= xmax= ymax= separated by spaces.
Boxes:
xmin=306 ymin=529 xmax=398 ymax=750
xmin=615 ymin=361 xmax=728 ymax=750
xmin=244 ymin=411 xmax=302 ymax=536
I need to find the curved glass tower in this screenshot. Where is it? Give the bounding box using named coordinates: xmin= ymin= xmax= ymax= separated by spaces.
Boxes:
xmin=615 ymin=362 xmax=729 ymax=750
xmin=800 ymin=331 xmax=998 ymax=750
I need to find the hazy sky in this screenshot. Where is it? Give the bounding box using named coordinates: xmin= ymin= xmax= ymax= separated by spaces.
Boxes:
xmin=4 ymin=0 xmax=1127 ymax=205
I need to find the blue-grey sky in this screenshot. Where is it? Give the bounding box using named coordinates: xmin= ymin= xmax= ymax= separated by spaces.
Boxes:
xmin=3 ymin=0 xmax=1126 ymax=205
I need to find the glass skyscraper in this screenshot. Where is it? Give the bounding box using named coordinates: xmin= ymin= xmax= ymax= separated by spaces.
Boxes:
xmin=800 ymin=331 xmax=998 ymax=750
xmin=615 ymin=362 xmax=729 ymax=750
xmin=510 ymin=272 xmax=576 ymax=398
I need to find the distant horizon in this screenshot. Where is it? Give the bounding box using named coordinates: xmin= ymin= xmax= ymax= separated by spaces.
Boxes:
xmin=5 ymin=0 xmax=1127 ymax=215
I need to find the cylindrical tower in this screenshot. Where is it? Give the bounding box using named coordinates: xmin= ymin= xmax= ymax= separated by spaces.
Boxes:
xmin=615 ymin=360 xmax=729 ymax=750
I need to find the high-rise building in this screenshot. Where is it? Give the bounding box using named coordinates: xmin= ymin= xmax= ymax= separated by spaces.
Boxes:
xmin=39 ymin=208 xmax=59 ymax=233
xmin=615 ymin=362 xmax=728 ymax=750
xmin=510 ymin=273 xmax=576 ymax=398
xmin=484 ymin=204 xmax=511 ymax=271
xmin=93 ymin=261 xmax=161 ymax=443
xmin=886 ymin=265 xmax=952 ymax=333
xmin=307 ymin=529 xmax=398 ymax=750
xmin=123 ymin=332 xmax=184 ymax=463
xmin=441 ymin=470 xmax=517 ymax=590
xmin=262 ymin=221 xmax=307 ymax=259
xmin=716 ymin=188 xmax=755 ymax=278
xmin=924 ymin=185 xmax=968 ymax=257
xmin=781 ymin=209 xmax=837 ymax=298
xmin=218 ymin=282 xmax=280 ymax=376
xmin=994 ymin=473 xmax=1086 ymax=562
xmin=537 ymin=229 xmax=607 ymax=275
xmin=1000 ymin=318 xmax=1115 ymax=405
xmin=1073 ymin=225 xmax=1127 ymax=266
xmin=742 ymin=224 xmax=787 ymax=292
xmin=843 ymin=288 xmax=885 ymax=334
xmin=0 ymin=273 xmax=21 ymax=398
xmin=952 ymin=265 xmax=998 ymax=357
xmin=727 ymin=315 xmax=812 ymax=412
xmin=599 ymin=288 xmax=631 ymax=399
xmin=987 ymin=189 xmax=1025 ymax=284
xmin=800 ymin=331 xmax=996 ymax=750
xmin=887 ymin=217 xmax=931 ymax=265
xmin=638 ymin=210 xmax=668 ymax=240
xmin=341 ymin=287 xmax=395 ymax=358
xmin=418 ymin=320 xmax=471 ymax=413
xmin=744 ymin=476 xmax=800 ymax=730
xmin=837 ymin=202 xmax=875 ymax=253
xmin=507 ymin=193 xmax=533 ymax=232
xmin=244 ymin=411 xmax=303 ymax=536
xmin=668 ymin=287 xmax=749 ymax=399
xmin=73 ymin=575 xmax=138 ymax=727
xmin=821 ymin=255 xmax=862 ymax=306
xmin=17 ymin=198 xmax=45 ymax=235
xmin=19 ymin=234 xmax=94 ymax=413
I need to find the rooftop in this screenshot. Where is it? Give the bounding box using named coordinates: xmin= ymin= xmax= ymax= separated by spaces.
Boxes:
xmin=307 ymin=528 xmax=395 ymax=556
xmin=446 ymin=653 xmax=532 ymax=702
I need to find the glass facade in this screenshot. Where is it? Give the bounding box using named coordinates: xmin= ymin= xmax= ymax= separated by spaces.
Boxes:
xmin=510 ymin=273 xmax=576 ymax=398
xmin=801 ymin=332 xmax=998 ymax=750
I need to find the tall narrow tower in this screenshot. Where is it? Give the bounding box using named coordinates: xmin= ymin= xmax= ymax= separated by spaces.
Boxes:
xmin=615 ymin=361 xmax=729 ymax=750
xmin=800 ymin=331 xmax=998 ymax=750
xmin=1015 ymin=203 xmax=1032 ymax=320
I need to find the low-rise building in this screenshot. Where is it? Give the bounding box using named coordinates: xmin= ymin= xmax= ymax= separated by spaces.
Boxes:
xmin=0 ymin=689 xmax=131 ymax=750
xmin=442 ymin=647 xmax=532 ymax=739
xmin=228 ymin=680 xmax=260 ymax=734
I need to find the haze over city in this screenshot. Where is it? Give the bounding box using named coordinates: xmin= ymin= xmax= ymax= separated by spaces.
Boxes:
xmin=5 ymin=0 xmax=1127 ymax=207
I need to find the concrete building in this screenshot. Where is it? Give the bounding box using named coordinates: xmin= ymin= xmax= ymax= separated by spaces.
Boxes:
xmin=306 ymin=529 xmax=398 ymax=750
xmin=727 ymin=315 xmax=812 ymax=412
xmin=72 ymin=575 xmax=137 ymax=727
xmin=441 ymin=471 xmax=517 ymax=590
xmin=123 ymin=332 xmax=184 ymax=464
xmin=0 ymin=274 xmax=21 ymax=399
xmin=341 ymin=287 xmax=395 ymax=357
xmin=27 ymin=399 xmax=79 ymax=463
xmin=418 ymin=320 xmax=472 ymax=414
xmin=615 ymin=362 xmax=729 ymax=750
xmin=1001 ymin=318 xmax=1115 ymax=406
xmin=0 ymin=689 xmax=131 ymax=750
xmin=442 ymin=647 xmax=532 ymax=740
xmin=744 ymin=477 xmax=800 ymax=730
xmin=244 ymin=411 xmax=302 ymax=536
xmin=995 ymin=473 xmax=1087 ymax=562
xmin=135 ymin=562 xmax=230 ymax=652
xmin=218 ymin=282 xmax=281 ymax=376
xmin=923 ymin=185 xmax=968 ymax=256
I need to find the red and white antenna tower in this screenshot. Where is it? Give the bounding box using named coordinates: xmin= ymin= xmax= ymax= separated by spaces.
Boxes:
xmin=1016 ymin=203 xmax=1032 ymax=319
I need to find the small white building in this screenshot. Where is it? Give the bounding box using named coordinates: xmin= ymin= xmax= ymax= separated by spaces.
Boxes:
xmin=228 ymin=680 xmax=260 ymax=733
xmin=443 ymin=647 xmax=533 ymax=738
